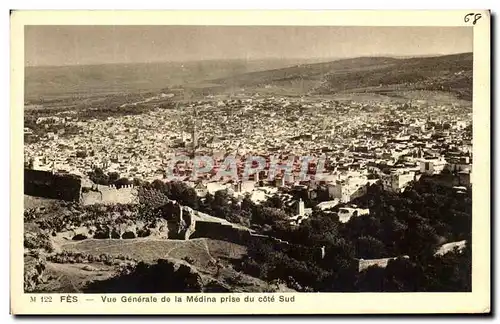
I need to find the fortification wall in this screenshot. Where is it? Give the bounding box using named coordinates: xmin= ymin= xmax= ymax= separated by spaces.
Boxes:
xmin=191 ymin=221 xmax=250 ymax=244
xmin=181 ymin=206 xmax=196 ymax=240
xmin=248 ymin=232 xmax=291 ymax=249
xmin=24 ymin=169 xmax=81 ymax=201
xmin=192 ymin=218 xmax=296 ymax=251
xmin=149 ymin=200 xmax=195 ymax=240
xmin=358 ymin=255 xmax=410 ymax=272
xmin=80 ymin=184 xmax=139 ymax=205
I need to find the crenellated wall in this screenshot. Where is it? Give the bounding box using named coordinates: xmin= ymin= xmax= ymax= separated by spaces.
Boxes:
xmin=80 ymin=184 xmax=139 ymax=205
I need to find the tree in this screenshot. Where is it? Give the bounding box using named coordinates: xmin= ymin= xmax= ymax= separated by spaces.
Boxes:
xmin=356 ymin=235 xmax=387 ymax=259
xmin=88 ymin=167 xmax=109 ymax=185
xmin=383 ymin=257 xmax=420 ymax=292
xmin=108 ymin=172 xmax=120 ymax=184
xmin=114 ymin=178 xmax=130 ymax=188
xmin=151 ymin=179 xmax=166 ymax=193
xmin=421 ymin=243 xmax=471 ymax=292
xmin=208 ymin=190 xmax=234 ymax=221
xmin=342 ymin=215 xmax=383 ymax=244
xmin=132 ymin=178 xmax=144 ymax=187
xmin=241 ymin=194 xmax=255 ymax=213
xmin=402 ymin=220 xmax=440 ymax=259
xmin=167 ymin=181 xmax=198 ymax=209
xmin=137 ymin=187 xmax=169 ymax=209
xmin=354 ymin=265 xmax=386 ymax=292
xmin=266 ymin=194 xmax=284 ymax=209
xmin=198 ymin=192 xmax=214 ymax=215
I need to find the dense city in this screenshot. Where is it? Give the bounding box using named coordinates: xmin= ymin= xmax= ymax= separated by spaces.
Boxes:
xmin=23 ymin=71 xmax=473 ymax=294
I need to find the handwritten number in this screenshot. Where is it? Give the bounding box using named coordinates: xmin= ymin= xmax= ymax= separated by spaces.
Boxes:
xmin=464 ymin=13 xmax=482 ymax=25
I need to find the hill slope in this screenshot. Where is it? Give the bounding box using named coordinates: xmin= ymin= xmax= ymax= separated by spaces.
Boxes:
xmin=25 ymin=53 xmax=473 ymax=106
xmin=25 ymin=58 xmax=331 ymax=102
xmin=209 ymin=53 xmax=473 ymax=100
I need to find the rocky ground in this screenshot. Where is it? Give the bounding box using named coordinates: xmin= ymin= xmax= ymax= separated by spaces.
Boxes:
xmin=23 ymin=195 xmax=295 ymax=293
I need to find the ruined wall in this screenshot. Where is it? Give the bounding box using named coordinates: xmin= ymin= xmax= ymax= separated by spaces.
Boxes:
xmin=191 ymin=221 xmax=250 ymax=244
xmin=181 ymin=206 xmax=196 ymax=240
xmin=358 ymin=256 xmax=410 ymax=272
xmin=248 ymin=232 xmax=291 ymax=249
xmin=145 ymin=200 xmax=195 ymax=240
xmin=191 ymin=219 xmax=294 ymax=250
xmin=80 ymin=184 xmax=139 ymax=205
xmin=24 ymin=169 xmax=81 ymax=201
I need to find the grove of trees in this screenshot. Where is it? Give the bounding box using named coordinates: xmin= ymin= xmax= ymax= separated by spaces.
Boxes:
xmin=237 ymin=179 xmax=472 ymax=292
xmin=25 ymin=173 xmax=471 ymax=292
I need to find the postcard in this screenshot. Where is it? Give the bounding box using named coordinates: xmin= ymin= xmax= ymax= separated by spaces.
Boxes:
xmin=11 ymin=10 xmax=490 ymax=315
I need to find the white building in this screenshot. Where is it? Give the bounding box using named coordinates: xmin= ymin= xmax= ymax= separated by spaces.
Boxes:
xmin=337 ymin=207 xmax=369 ymax=223
xmin=316 ymin=199 xmax=340 ymax=211
xmin=381 ymin=170 xmax=416 ymax=193
xmin=445 ymin=156 xmax=472 ymax=173
xmin=420 ymin=158 xmax=447 ymax=175
xmin=327 ymin=175 xmax=370 ymax=203
xmin=435 ymin=240 xmax=467 ymax=256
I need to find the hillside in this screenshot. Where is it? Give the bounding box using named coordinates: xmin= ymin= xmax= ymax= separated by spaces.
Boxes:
xmin=23 ymin=194 xmax=295 ymax=293
xmin=25 ymin=58 xmax=330 ymax=102
xmin=26 ymin=237 xmax=294 ymax=293
xmin=25 ymin=53 xmax=472 ymax=105
xmin=209 ymin=53 xmax=473 ymax=100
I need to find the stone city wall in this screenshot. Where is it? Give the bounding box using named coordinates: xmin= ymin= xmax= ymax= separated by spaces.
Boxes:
xmin=80 ymin=184 xmax=139 ymax=205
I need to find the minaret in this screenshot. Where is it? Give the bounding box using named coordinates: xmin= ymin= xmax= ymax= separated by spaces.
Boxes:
xmin=191 ymin=105 xmax=198 ymax=158
xmin=297 ymin=198 xmax=305 ymax=216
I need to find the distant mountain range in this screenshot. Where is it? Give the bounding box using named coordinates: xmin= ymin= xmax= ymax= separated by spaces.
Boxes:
xmin=24 ymin=58 xmax=330 ymax=101
xmin=25 ymin=53 xmax=472 ymax=102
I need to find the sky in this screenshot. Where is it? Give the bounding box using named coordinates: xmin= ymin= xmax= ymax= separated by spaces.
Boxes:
xmin=25 ymin=26 xmax=473 ymax=67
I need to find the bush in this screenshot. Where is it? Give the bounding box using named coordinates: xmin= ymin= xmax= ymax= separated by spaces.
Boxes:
xmin=24 ymin=232 xmax=54 ymax=253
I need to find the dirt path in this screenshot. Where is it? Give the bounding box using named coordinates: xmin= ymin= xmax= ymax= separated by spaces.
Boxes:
xmin=44 ymin=262 xmax=107 ymax=293
xmin=200 ymin=239 xmax=217 ymax=263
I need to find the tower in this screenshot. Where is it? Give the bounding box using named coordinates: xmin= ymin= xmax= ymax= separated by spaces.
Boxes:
xmin=297 ymin=198 xmax=305 ymax=216
xmin=191 ymin=105 xmax=198 ymax=158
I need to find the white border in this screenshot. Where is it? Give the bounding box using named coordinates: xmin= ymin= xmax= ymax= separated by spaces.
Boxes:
xmin=8 ymin=8 xmax=493 ymax=317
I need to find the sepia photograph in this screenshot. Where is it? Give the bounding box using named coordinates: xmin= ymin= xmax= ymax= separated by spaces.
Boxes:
xmin=11 ymin=10 xmax=491 ymax=315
